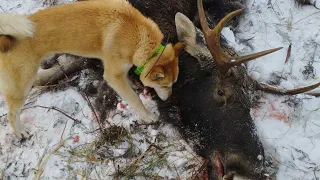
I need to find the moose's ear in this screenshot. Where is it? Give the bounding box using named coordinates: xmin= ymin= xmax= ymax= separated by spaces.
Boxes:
xmin=173 ymin=42 xmax=185 ymax=57
xmin=176 ymin=12 xmax=213 ymax=62
xmin=175 ymin=12 xmax=196 ymax=47
xmin=150 ymin=65 xmax=165 ymax=80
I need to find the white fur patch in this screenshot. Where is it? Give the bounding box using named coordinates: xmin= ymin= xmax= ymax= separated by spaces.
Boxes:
xmin=232 ymin=175 xmax=248 ymax=180
xmin=0 ymin=12 xmax=35 ymax=39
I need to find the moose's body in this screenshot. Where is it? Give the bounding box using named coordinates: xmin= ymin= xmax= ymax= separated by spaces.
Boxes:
xmin=128 ymin=0 xmax=195 ymax=42
xmin=128 ymin=0 xmax=245 ymax=42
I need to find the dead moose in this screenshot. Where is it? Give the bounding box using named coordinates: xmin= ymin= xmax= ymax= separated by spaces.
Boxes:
xmin=35 ymin=0 xmax=320 ymax=179
xmin=161 ymin=0 xmax=320 ymax=179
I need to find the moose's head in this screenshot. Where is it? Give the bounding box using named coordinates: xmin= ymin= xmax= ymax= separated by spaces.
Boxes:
xmin=157 ymin=0 xmax=320 ymax=179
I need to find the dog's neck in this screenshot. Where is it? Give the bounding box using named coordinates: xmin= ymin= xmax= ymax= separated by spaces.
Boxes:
xmin=132 ymin=19 xmax=164 ymax=73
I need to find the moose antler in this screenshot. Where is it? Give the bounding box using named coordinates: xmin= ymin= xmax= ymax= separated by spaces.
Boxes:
xmin=197 ymin=0 xmax=282 ymax=75
xmin=197 ymin=0 xmax=320 ymax=96
xmin=256 ymin=82 xmax=320 ymax=96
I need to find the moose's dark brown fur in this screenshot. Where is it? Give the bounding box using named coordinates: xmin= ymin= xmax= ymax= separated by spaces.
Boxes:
xmin=159 ymin=10 xmax=268 ymax=179
xmin=128 ymin=0 xmax=245 ymax=42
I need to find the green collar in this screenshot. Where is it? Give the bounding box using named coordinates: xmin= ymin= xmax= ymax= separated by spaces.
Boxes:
xmin=135 ymin=44 xmax=165 ymax=75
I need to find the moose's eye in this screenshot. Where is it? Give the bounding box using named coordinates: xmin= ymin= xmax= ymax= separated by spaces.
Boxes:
xmin=217 ymin=89 xmax=224 ymax=96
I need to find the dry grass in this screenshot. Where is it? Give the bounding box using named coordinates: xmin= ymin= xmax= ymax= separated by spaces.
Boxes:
xmin=41 ymin=123 xmax=204 ymax=179
xmin=42 ymin=0 xmax=58 ymax=6
xmin=34 ymin=140 xmax=65 ymax=180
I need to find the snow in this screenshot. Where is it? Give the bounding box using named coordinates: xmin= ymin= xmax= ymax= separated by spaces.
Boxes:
xmin=234 ymin=0 xmax=320 ymax=179
xmin=0 ymin=0 xmax=320 ymax=179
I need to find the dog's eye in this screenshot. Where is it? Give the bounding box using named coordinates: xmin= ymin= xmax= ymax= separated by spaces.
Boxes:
xmin=162 ymin=86 xmax=168 ymax=88
xmin=217 ymin=89 xmax=224 ymax=96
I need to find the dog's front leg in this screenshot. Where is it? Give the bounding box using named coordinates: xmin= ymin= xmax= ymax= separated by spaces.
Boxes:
xmin=5 ymin=96 xmax=30 ymax=138
xmin=103 ymin=64 xmax=159 ymax=123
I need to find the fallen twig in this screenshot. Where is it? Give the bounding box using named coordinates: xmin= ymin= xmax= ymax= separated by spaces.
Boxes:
xmin=190 ymin=159 xmax=209 ymax=180
xmin=60 ymin=120 xmax=68 ymax=142
xmin=1 ymin=168 xmax=5 ymax=180
xmin=81 ymin=169 xmax=87 ymax=180
xmin=294 ymin=11 xmax=320 ymax=24
xmin=173 ymin=165 xmax=181 ymax=180
xmin=132 ymin=145 xmax=154 ymax=164
xmin=23 ymin=105 xmax=82 ymax=124
xmin=0 ymin=6 xmax=5 ymax=12
xmin=119 ymin=143 xmax=158 ymax=177
xmin=81 ymin=92 xmax=107 ymax=129
xmin=306 ymin=92 xmax=320 ymax=97
xmin=145 ymin=138 xmax=163 ymax=151
xmin=285 ymin=43 xmax=292 ymax=64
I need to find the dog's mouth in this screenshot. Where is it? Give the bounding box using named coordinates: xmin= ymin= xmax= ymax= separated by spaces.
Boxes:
xmin=154 ymin=87 xmax=172 ymax=101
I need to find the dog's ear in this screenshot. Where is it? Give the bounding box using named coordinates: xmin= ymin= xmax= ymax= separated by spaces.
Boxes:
xmin=173 ymin=42 xmax=185 ymax=57
xmin=150 ymin=65 xmax=165 ymax=80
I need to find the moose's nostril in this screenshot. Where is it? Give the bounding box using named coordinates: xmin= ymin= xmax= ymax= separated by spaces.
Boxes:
xmin=217 ymin=89 xmax=224 ymax=96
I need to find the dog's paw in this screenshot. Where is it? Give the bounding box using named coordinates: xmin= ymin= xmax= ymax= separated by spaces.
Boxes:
xmin=141 ymin=112 xmax=159 ymax=124
xmin=14 ymin=128 xmax=31 ymax=140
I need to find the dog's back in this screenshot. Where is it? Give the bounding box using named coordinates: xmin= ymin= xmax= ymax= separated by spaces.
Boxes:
xmin=26 ymin=1 xmax=156 ymax=58
xmin=1 ymin=0 xmax=161 ymax=58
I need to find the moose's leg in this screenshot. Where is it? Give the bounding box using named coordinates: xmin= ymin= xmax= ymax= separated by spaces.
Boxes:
xmin=102 ymin=61 xmax=159 ymax=123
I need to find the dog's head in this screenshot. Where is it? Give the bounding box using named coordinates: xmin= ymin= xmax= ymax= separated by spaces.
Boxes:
xmin=140 ymin=42 xmax=185 ymax=100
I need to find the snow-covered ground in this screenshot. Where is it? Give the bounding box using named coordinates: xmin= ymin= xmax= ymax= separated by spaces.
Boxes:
xmin=1 ymin=0 xmax=320 ymax=179
xmin=235 ymin=1 xmax=320 ymax=179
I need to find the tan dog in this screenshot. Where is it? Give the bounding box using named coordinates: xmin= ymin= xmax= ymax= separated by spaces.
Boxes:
xmin=0 ymin=0 xmax=184 ymax=138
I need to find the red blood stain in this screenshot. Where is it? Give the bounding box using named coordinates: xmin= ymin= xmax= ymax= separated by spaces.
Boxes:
xmin=142 ymin=87 xmax=152 ymax=99
xmin=253 ymin=104 xmax=259 ymax=121
xmin=267 ymin=101 xmax=290 ymax=125
xmin=119 ymin=103 xmax=126 ymax=109
xmin=73 ymin=135 xmax=79 ymax=143
xmin=197 ymin=169 xmax=209 ymax=180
